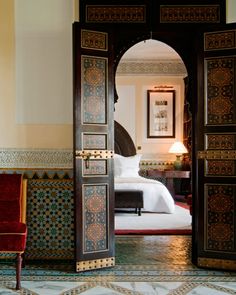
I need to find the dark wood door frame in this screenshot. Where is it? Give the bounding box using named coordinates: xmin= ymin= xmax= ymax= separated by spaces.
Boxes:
xmin=77 ymin=0 xmax=235 ymax=270
xmin=112 ymin=29 xmax=198 ymax=263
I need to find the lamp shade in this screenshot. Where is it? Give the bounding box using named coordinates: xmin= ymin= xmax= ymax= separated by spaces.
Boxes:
xmin=168 ymin=141 xmax=188 ymax=154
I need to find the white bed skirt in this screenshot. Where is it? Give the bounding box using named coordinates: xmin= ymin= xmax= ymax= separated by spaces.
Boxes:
xmin=115 ymin=176 xmax=175 ymax=213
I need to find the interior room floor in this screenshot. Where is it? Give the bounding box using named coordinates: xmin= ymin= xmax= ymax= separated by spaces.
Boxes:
xmin=0 ymin=235 xmax=236 ymax=294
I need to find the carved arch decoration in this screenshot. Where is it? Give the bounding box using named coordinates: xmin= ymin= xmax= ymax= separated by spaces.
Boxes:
xmin=79 ymin=0 xmax=226 ymax=105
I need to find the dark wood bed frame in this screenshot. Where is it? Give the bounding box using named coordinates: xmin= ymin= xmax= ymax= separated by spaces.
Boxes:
xmin=114 ymin=121 xmax=143 ymax=215
xmin=114 ymin=121 xmax=136 ymax=157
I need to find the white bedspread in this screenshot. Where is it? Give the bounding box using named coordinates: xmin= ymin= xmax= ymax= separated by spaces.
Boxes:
xmin=115 ymin=176 xmax=175 ymax=213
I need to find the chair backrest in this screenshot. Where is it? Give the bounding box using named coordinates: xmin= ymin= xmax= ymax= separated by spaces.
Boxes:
xmin=0 ymin=174 xmax=23 ymax=222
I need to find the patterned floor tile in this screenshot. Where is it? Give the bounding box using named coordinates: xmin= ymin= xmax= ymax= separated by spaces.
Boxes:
xmin=0 ymin=285 xmax=19 ymax=295
xmin=213 ymin=282 xmax=236 ymax=292
xmin=1 ymin=281 xmax=236 ymax=295
xmin=21 ymin=281 xmax=83 ymax=295
xmin=0 ymin=236 xmax=236 ymax=294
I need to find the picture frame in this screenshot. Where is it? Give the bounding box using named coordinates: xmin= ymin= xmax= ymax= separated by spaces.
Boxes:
xmin=147 ymin=90 xmax=175 ymax=138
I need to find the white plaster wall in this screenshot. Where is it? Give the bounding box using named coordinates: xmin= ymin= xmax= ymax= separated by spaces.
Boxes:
xmin=0 ymin=0 xmax=235 ymax=150
xmin=114 ymin=85 xmax=136 ymax=143
xmin=115 ymin=75 xmax=185 ymax=161
xmin=15 ymin=0 xmax=73 ymax=124
xmin=226 ymin=0 xmax=236 ymax=23
xmin=140 ymin=83 xmax=183 ymax=161
xmin=0 ymin=0 xmax=74 ymax=148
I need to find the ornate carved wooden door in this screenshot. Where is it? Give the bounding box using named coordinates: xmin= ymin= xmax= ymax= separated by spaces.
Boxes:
xmin=194 ymin=24 xmax=236 ymax=270
xmin=73 ymin=23 xmax=115 ymax=271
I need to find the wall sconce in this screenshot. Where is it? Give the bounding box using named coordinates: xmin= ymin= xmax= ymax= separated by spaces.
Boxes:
xmin=154 ymin=85 xmax=173 ymax=90
xmin=168 ymin=141 xmax=188 ymax=170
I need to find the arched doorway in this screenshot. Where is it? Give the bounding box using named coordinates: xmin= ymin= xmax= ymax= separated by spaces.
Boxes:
xmin=74 ymin=1 xmax=236 ymax=272
xmin=114 ymin=39 xmax=189 ymax=163
xmin=114 ymin=39 xmax=191 ymax=233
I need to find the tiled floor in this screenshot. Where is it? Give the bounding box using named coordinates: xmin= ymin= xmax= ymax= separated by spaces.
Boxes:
xmin=0 ymin=236 xmax=236 ymax=294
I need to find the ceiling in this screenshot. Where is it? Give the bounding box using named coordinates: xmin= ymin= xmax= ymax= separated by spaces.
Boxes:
xmin=121 ymin=39 xmax=182 ymax=61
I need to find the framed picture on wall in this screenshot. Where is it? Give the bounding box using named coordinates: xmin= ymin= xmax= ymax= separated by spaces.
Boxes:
xmin=147 ymin=90 xmax=175 ymax=138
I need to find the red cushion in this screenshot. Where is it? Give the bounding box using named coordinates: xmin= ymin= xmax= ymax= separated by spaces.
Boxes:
xmin=0 ymin=222 xmax=27 ymax=252
xmin=0 ymin=222 xmax=27 ymax=233
xmin=0 ymin=174 xmax=22 ymax=222
xmin=0 ymin=174 xmax=22 ymax=200
xmin=0 ymin=201 xmax=21 ymax=222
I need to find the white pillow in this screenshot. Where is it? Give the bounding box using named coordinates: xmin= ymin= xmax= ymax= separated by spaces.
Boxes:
xmin=113 ymin=153 xmax=123 ymax=177
xmin=114 ymin=154 xmax=142 ymax=177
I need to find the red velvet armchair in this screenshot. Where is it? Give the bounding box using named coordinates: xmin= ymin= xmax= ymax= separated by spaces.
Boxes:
xmin=0 ymin=174 xmax=27 ymax=290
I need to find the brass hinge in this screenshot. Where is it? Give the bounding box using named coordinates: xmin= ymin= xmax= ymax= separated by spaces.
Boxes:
xmin=75 ymin=150 xmax=114 ymax=160
xmin=76 ymin=257 xmax=115 ymax=272
xmin=198 ymin=257 xmax=236 ymax=271
xmin=198 ymin=150 xmax=236 ymax=160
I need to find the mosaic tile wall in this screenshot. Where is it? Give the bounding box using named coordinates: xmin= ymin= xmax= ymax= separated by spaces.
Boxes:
xmin=0 ymin=169 xmax=74 ymax=261
xmin=26 ymin=178 xmax=74 ymax=260
xmin=0 ymin=149 xmax=174 ymax=261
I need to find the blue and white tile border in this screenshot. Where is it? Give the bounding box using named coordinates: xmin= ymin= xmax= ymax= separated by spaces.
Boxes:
xmin=0 ymin=148 xmax=174 ymax=170
xmin=0 ymin=148 xmax=73 ymax=169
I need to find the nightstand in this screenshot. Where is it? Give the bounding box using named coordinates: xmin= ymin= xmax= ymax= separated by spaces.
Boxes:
xmin=147 ymin=170 xmax=191 ymax=198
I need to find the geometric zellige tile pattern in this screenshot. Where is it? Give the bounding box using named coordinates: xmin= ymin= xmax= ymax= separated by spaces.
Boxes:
xmin=25 ymin=179 xmax=74 ymax=260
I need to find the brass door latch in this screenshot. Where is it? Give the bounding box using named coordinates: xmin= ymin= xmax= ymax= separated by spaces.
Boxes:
xmin=75 ymin=150 xmax=114 ymax=168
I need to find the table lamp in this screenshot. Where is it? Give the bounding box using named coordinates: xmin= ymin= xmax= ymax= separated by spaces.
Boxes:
xmin=168 ymin=141 xmax=188 ymax=170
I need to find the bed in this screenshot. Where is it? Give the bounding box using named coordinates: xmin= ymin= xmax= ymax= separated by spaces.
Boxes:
xmin=114 ymin=121 xmax=175 ymax=214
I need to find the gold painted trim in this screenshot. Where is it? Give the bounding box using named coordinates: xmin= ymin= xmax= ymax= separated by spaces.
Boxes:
xmin=86 ymin=5 xmax=146 ymax=23
xmin=81 ymin=29 xmax=108 ymax=51
xmin=204 ymin=29 xmax=236 ymax=51
xmin=76 ymin=257 xmax=115 ymax=272
xmin=198 ymin=257 xmax=236 ymax=270
xmin=198 ymin=150 xmax=236 ymax=160
xmin=160 ymin=5 xmax=220 ymax=24
xmin=21 ymin=179 xmax=27 ymax=223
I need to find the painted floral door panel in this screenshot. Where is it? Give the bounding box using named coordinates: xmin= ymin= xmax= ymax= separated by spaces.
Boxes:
xmin=196 ymin=25 xmax=236 ymax=270
xmin=73 ymin=24 xmax=115 ymax=271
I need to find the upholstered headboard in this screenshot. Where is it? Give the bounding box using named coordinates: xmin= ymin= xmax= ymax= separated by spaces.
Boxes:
xmin=114 ymin=121 xmax=136 ymax=156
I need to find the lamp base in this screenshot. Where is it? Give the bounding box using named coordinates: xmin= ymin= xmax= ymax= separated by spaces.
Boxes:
xmin=173 ymin=155 xmax=182 ymax=170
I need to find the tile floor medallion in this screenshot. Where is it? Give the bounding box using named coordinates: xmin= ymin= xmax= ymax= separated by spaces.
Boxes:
xmin=0 ymin=236 xmax=236 ymax=294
